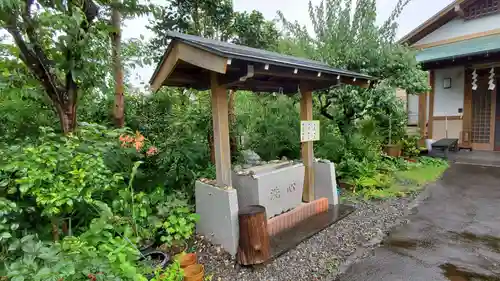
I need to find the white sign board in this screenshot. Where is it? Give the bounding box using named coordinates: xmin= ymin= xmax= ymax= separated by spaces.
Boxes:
xmin=300 ymin=120 xmax=320 ymax=142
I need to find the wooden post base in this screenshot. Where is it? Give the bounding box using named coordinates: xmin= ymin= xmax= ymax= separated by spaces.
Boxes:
xmin=237 ymin=205 xmax=270 ymax=265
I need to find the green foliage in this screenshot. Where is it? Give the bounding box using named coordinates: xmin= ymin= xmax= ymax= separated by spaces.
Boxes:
xmin=417 ymin=156 xmax=448 ymax=167
xmin=359 ymin=156 xmax=449 ymax=200
xmin=0 ymin=126 xmax=124 ymax=218
xmin=6 ymin=212 xmax=146 ymax=281
xmin=157 ymin=192 xmax=199 ymax=246
xmin=231 ymin=11 xmax=280 ymax=49
xmin=266 ymin=0 xmax=428 ymax=188
xmin=401 ymin=134 xmax=421 ymax=158
xmin=236 ymin=93 xmax=301 ymax=160
xmin=275 ymin=0 xmax=426 ymax=144
xmin=124 ymin=89 xmax=215 ymax=194
xmin=148 ymin=0 xmax=279 ymax=60
xmin=149 ymin=260 xmax=183 ymax=281
xmin=0 ymin=0 xmax=155 ymax=132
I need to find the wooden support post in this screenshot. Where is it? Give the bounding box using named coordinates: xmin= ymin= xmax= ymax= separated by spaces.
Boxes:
xmin=210 ymin=72 xmax=232 ymax=187
xmin=462 ymin=68 xmax=473 ymax=149
xmin=428 ymin=70 xmax=435 ymax=139
xmin=237 ymin=205 xmax=270 ymax=265
xmin=418 ymin=74 xmax=429 ymax=145
xmin=300 ymin=89 xmax=314 ymax=202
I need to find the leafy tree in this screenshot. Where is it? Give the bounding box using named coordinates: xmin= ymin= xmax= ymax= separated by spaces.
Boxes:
xmin=0 ymin=39 xmax=54 ymax=139
xmin=278 ymin=0 xmax=429 ymax=139
xmin=148 ymin=0 xmax=233 ymax=59
xmin=231 ymin=11 xmax=279 ymax=50
xmin=148 ymin=1 xmax=279 ymax=56
xmin=0 ymin=0 xmax=152 ymax=133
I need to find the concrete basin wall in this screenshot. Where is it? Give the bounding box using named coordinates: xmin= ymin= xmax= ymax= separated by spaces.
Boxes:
xmin=232 ymin=163 xmax=305 ymax=219
xmin=195 ymin=181 xmax=239 ymax=256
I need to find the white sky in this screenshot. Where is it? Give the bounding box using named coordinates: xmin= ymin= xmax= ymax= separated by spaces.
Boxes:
xmin=123 ymin=0 xmax=454 ymax=86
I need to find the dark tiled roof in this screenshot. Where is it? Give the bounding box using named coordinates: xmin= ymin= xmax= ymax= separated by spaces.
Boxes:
xmin=166 ymin=31 xmax=373 ymax=80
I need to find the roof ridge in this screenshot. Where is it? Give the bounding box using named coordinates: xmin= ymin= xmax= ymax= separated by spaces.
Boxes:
xmin=399 ymin=0 xmax=469 ymax=45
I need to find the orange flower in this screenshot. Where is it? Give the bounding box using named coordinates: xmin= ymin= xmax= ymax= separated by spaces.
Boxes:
xmin=134 ymin=131 xmax=145 ymax=152
xmin=119 ymin=134 xmax=135 ymax=147
xmin=146 ymin=146 xmax=158 ymax=156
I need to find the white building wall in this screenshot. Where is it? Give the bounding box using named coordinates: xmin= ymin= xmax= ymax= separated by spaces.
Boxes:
xmin=433 ymin=66 xmax=465 ymax=117
xmin=415 ymin=13 xmax=500 ymax=46
xmin=407 ymin=94 xmax=419 ymax=125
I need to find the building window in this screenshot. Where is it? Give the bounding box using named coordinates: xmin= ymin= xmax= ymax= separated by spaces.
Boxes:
xmin=464 ymin=0 xmax=500 ymax=20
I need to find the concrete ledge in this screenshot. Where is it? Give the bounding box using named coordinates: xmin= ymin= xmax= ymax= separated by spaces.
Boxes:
xmin=195 ymin=181 xmax=239 ymax=256
xmin=314 ymin=160 xmax=339 ymax=205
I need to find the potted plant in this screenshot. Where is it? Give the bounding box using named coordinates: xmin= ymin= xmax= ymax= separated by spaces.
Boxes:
xmin=174 ymin=252 xmax=197 ymax=268
xmin=383 ymin=114 xmax=402 ymax=157
xmin=401 ymin=134 xmax=420 ymax=161
xmin=183 ymin=264 xmax=204 ymax=281
xmin=158 ymin=239 xmax=188 ymax=256
xmin=138 ymin=215 xmax=163 ymax=254
xmin=139 ymin=251 xmax=171 ymax=280
xmin=149 ymin=260 xmax=184 ymax=281
xmin=154 ymin=192 xmax=199 ymax=256
xmin=138 ymin=231 xmax=156 ymax=254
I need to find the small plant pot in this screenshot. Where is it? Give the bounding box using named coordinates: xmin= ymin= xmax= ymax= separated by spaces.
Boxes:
xmin=384 ymin=144 xmax=401 ymax=157
xmin=404 ymin=157 xmax=417 ymax=163
xmin=139 ymin=239 xmax=156 ymax=254
xmin=158 ymin=240 xmax=188 ymax=256
xmin=175 ymin=252 xmax=197 ymax=268
xmin=170 ymin=240 xmax=188 ymax=256
xmin=338 ymin=181 xmax=354 ymax=191
xmin=183 ymin=264 xmax=204 ymax=281
xmin=139 ymin=251 xmax=170 ymax=278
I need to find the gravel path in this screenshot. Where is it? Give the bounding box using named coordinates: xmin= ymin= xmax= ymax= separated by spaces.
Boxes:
xmin=192 ymin=193 xmax=419 ymax=281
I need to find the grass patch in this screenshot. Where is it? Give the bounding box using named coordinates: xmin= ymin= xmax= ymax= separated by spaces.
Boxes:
xmin=356 ymin=157 xmax=449 ymax=200
xmin=394 ymin=164 xmax=448 ymax=187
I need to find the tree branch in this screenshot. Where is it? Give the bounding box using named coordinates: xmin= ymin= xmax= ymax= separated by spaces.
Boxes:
xmin=319 ymin=98 xmax=334 ymax=120
xmin=5 ymin=22 xmax=61 ymax=100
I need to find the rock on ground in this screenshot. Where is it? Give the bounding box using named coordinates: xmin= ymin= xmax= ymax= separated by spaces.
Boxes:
xmin=192 ymin=194 xmax=418 ymax=281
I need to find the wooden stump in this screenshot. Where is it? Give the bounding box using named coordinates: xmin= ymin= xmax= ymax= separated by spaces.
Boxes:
xmin=237 ymin=205 xmax=270 ymax=265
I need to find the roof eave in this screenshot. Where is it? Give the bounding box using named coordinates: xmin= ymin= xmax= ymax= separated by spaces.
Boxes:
xmin=177 ymin=38 xmax=373 ymax=80
xmin=398 ymin=0 xmax=466 ymax=45
xmin=149 ymin=42 xmax=176 ymax=85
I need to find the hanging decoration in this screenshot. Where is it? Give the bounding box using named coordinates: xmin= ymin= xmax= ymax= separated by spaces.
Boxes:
xmin=488 ymin=67 xmax=496 ymax=90
xmin=472 ymin=69 xmax=478 ymax=90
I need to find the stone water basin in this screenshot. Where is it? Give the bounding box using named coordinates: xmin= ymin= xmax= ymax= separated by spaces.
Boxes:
xmin=232 ymin=161 xmax=305 ymax=219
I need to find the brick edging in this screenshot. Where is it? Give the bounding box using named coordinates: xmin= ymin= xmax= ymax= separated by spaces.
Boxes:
xmin=267 ymin=197 xmax=329 ymax=236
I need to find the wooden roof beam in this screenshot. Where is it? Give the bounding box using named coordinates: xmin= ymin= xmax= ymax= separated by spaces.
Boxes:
xmin=151 ymin=41 xmax=228 ymax=92
xmin=252 ymin=68 xmax=370 ymax=88
xmin=454 ymin=4 xmax=464 ymax=17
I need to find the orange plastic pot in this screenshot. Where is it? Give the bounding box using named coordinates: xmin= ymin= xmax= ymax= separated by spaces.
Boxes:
xmin=175 ymin=252 xmax=197 ymax=268
xmin=183 ymin=264 xmax=204 ymax=281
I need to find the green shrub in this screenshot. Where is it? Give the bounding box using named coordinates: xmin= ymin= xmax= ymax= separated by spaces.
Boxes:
xmin=401 ymin=134 xmax=420 ymax=158
xmin=156 ymin=191 xmax=199 ymax=246
xmin=0 ymin=126 xmax=128 ymax=248
xmin=6 ymin=212 xmax=145 ymax=281
xmin=236 ymin=93 xmax=300 ymax=160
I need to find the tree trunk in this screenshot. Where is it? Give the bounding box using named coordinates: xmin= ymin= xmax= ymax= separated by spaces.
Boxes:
xmin=112 ymin=2 xmax=125 ymax=128
xmin=51 ymin=218 xmax=59 ymax=241
xmin=208 ymin=131 xmax=215 ymax=164
xmin=237 ymin=205 xmax=270 ymax=265
xmin=228 ymin=90 xmax=238 ymax=159
xmin=53 ymin=90 xmax=78 ymax=134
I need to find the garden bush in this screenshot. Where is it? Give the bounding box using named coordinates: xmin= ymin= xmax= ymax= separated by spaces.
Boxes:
xmin=0 ymin=125 xmax=195 ymax=280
